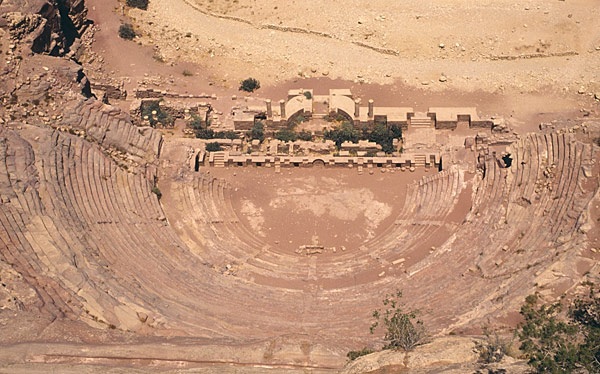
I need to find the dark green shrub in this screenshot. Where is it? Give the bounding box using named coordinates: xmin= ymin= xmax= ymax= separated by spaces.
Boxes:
xmin=141 ymin=100 xmax=173 ymax=127
xmin=303 ymin=91 xmax=312 ymax=100
xmin=324 ymin=121 xmax=360 ymax=147
xmin=247 ymin=121 xmax=264 ymax=142
xmin=297 ymin=131 xmax=313 ymax=141
xmin=206 ymin=142 xmax=222 ymax=152
xmin=151 ymin=186 xmax=162 ymax=200
xmin=195 ymin=129 xmax=214 ymax=139
xmin=274 ymin=128 xmax=297 ymax=142
xmin=364 ymin=122 xmax=402 ymax=154
xmin=189 ymin=114 xmax=204 ymax=130
xmin=195 ymin=129 xmax=239 ymax=140
xmin=126 ymin=0 xmax=149 ymax=10
xmin=324 ymin=121 xmax=402 ymax=153
xmin=346 ymin=347 xmax=374 ymax=361
xmin=370 ymin=290 xmax=427 ymax=351
xmin=294 ymin=114 xmax=307 ymax=124
xmin=220 ymin=131 xmax=239 ymax=140
xmin=118 ymin=24 xmax=136 ymax=40
xmin=239 ymin=78 xmax=260 ymax=92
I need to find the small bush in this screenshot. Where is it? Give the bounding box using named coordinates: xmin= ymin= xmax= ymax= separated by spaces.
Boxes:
xmin=275 ymin=128 xmax=297 ymax=142
xmin=206 ymin=142 xmax=222 ymax=152
xmin=475 ymin=326 xmax=514 ymax=364
xmin=303 ymin=91 xmax=312 ymax=100
xmin=195 ymin=129 xmax=214 ymax=139
xmin=182 ymin=70 xmax=193 ymax=77
xmin=151 ymin=186 xmax=162 ymax=200
xmin=239 ymin=78 xmax=260 ymax=92
xmin=118 ymin=24 xmax=136 ymax=40
xmin=294 ymin=114 xmax=307 ymax=124
xmin=347 ymin=347 xmax=374 ymax=361
xmin=189 ymin=114 xmax=204 ymax=130
xmin=126 ymin=0 xmax=149 ymax=10
xmin=195 ymin=128 xmax=239 ymax=140
xmin=297 ymin=131 xmax=313 ymax=141
xmin=141 ymin=100 xmax=173 ymax=127
xmin=370 ymin=290 xmax=427 ymax=351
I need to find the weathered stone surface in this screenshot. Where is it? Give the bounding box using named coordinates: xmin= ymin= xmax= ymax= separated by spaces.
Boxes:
xmin=341 ymin=337 xmax=529 ymax=374
xmin=61 ymin=98 xmax=162 ymax=162
xmin=0 ymin=0 xmax=88 ymax=55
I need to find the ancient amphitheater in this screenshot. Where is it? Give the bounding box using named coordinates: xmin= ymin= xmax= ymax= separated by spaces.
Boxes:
xmin=0 ymin=0 xmax=599 ymax=373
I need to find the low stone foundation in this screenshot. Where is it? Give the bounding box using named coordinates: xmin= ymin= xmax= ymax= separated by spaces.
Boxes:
xmin=204 ymin=151 xmax=441 ymax=170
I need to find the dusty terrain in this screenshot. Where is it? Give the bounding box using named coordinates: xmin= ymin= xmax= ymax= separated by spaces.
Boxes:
xmin=0 ymin=0 xmax=599 ymax=373
xmin=131 ymin=0 xmax=600 ymax=93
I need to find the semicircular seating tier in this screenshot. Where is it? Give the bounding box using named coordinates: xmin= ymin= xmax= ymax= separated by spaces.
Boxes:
xmin=0 ymin=110 xmax=597 ymax=364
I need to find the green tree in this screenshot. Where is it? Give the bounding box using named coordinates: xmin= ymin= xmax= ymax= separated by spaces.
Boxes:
xmin=239 ymin=78 xmax=260 ymax=92
xmin=570 ymin=289 xmax=600 ymax=373
xmin=324 ymin=121 xmax=360 ymax=147
xmin=517 ymin=293 xmax=594 ymax=374
xmin=363 ymin=122 xmax=402 ymax=154
xmin=370 ymin=290 xmax=426 ymax=351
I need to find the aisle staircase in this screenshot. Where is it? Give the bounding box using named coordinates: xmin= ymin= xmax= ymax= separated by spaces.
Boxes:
xmin=212 ymin=151 xmax=226 ymax=167
xmin=410 ymin=112 xmax=434 ymax=128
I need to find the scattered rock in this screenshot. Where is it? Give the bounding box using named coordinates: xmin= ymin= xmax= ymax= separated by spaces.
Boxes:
xmin=137 ymin=312 xmax=148 ymax=323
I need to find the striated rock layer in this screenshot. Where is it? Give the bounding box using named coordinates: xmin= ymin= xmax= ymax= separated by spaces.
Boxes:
xmin=0 ymin=0 xmax=599 ymax=373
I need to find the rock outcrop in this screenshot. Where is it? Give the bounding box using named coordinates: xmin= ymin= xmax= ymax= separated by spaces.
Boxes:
xmin=0 ymin=0 xmax=88 ymax=55
xmin=341 ymin=337 xmax=530 ymax=374
xmin=61 ymin=98 xmax=163 ymax=164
